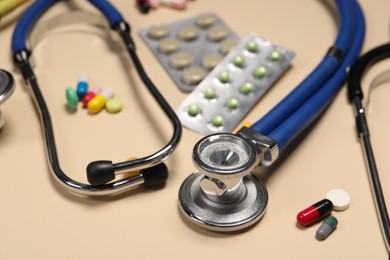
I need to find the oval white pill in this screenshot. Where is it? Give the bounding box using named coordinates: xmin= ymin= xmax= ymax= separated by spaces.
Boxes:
xmin=326 ymin=188 xmax=351 ymax=211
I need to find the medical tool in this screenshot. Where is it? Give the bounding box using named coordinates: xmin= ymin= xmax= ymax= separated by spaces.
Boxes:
xmin=0 ymin=70 xmax=15 ymax=130
xmin=347 ymin=43 xmax=390 ymax=256
xmin=179 ymin=0 xmax=365 ymax=231
xmin=12 ymin=0 xmax=182 ymax=196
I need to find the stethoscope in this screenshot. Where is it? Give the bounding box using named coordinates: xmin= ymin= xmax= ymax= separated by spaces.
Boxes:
xmin=179 ymin=0 xmax=366 ymax=232
xmin=347 ymin=43 xmax=390 ymax=256
xmin=11 ymin=0 xmax=182 ymax=195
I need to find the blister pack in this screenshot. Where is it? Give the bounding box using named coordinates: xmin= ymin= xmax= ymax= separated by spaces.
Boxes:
xmin=138 ymin=13 xmax=239 ymax=92
xmin=176 ymin=34 xmax=295 ymax=135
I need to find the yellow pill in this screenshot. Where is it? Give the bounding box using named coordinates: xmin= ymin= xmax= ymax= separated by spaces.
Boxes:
xmin=88 ymin=89 xmax=113 ymax=114
xmin=123 ymin=157 xmax=140 ymax=177
xmin=106 ymin=98 xmax=123 ymax=113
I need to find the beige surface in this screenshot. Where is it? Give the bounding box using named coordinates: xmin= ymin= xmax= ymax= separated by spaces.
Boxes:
xmin=1 ymin=0 xmax=390 ymax=259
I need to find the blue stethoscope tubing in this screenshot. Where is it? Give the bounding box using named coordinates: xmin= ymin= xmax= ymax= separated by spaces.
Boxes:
xmin=250 ymin=0 xmax=365 ymax=150
xmin=12 ymin=0 xmax=122 ymax=52
xmin=11 ymin=0 xmax=182 ymax=195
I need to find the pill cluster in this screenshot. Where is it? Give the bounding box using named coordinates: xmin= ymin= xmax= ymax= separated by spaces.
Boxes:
xmin=176 ymin=34 xmax=295 ymax=135
xmin=65 ymin=75 xmax=123 ymax=114
xmin=296 ymin=189 xmax=351 ymax=240
xmin=136 ymin=0 xmax=195 ymax=13
xmin=139 ymin=13 xmax=239 ymax=92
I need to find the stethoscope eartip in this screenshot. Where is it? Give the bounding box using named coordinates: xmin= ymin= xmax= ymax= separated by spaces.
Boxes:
xmin=87 ymin=160 xmax=115 ymax=186
xmin=140 ymin=163 xmax=169 ymax=187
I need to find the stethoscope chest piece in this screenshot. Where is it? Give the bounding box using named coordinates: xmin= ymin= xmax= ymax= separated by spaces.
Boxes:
xmin=0 ymin=70 xmax=15 ymax=130
xmin=179 ymin=133 xmax=268 ymax=232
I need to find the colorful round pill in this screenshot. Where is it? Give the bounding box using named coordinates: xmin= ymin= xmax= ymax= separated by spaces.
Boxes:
xmin=218 ymin=71 xmax=230 ymax=83
xmin=247 ymin=41 xmax=258 ymax=53
xmin=316 ymin=216 xmax=338 ymax=240
xmin=66 ymin=87 xmax=79 ymax=111
xmin=82 ymin=87 xmax=102 ymax=108
xmin=106 ymin=98 xmax=123 ymax=113
xmin=233 ymin=55 xmax=245 ymax=68
xmin=227 ymin=98 xmax=240 ymax=110
xmin=326 ymin=189 xmax=351 ymax=211
xmin=202 ymin=54 xmax=223 ymax=70
xmin=254 ymin=66 xmax=267 ymax=79
xmin=203 ymin=87 xmax=216 ymax=99
xmin=296 ymin=199 xmax=333 ymax=227
xmin=179 ymin=26 xmax=198 ymax=41
xmin=269 ymin=51 xmax=281 ymax=62
xmin=207 ymin=25 xmax=228 ymax=42
xmin=183 ymin=67 xmax=206 ymax=86
xmin=159 ymin=38 xmax=180 ymax=54
xmin=240 ymin=82 xmax=254 ymax=95
xmin=211 ymin=115 xmax=224 ymax=127
xmin=196 ymin=13 xmax=216 ymax=28
xmin=88 ymin=88 xmax=114 ymax=114
xmin=148 ymin=23 xmax=169 ymax=40
xmin=187 ymin=104 xmax=201 ymax=117
xmin=171 ymin=52 xmax=193 ymax=69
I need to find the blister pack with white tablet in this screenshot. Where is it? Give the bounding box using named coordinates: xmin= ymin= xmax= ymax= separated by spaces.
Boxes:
xmin=138 ymin=13 xmax=239 ymax=92
xmin=176 ymin=34 xmax=295 ymax=135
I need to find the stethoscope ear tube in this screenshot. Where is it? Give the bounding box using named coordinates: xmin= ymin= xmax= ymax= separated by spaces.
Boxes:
xmin=347 ymin=43 xmax=390 ymax=102
xmin=347 ymin=43 xmax=390 ymax=253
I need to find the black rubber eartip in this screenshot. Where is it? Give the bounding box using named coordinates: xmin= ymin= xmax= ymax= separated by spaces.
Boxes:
xmin=87 ymin=160 xmax=115 ymax=186
xmin=140 ymin=163 xmax=169 ymax=187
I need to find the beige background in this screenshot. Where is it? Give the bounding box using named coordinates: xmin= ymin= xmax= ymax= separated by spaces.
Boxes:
xmin=1 ymin=0 xmax=390 ymax=259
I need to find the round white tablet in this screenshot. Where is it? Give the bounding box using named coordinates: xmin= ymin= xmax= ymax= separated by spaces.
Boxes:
xmin=326 ymin=189 xmax=351 ymax=211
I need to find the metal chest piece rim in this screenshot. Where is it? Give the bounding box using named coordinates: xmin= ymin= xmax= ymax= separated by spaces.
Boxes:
xmin=179 ymin=133 xmax=268 ymax=232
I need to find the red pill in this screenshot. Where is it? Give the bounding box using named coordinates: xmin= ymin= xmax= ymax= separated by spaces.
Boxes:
xmin=296 ymin=199 xmax=333 ymax=227
xmin=82 ymin=87 xmax=102 ymax=108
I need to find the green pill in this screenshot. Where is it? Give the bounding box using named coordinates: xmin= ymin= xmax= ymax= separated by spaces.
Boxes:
xmin=187 ymin=104 xmax=201 ymax=117
xmin=204 ymin=87 xmax=216 ymax=99
xmin=247 ymin=41 xmax=258 ymax=53
xmin=106 ymin=98 xmax=123 ymax=113
xmin=212 ymin=115 xmax=224 ymax=127
xmin=218 ymin=71 xmax=230 ymax=83
xmin=254 ymin=66 xmax=267 ymax=79
xmin=233 ymin=55 xmax=245 ymax=68
xmin=66 ymin=87 xmax=79 ymax=110
xmin=269 ymin=51 xmax=281 ymax=61
xmin=227 ymin=98 xmax=240 ymax=110
xmin=240 ymin=82 xmax=254 ymax=95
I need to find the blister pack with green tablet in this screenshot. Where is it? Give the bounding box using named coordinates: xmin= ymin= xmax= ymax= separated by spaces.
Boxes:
xmin=138 ymin=13 xmax=239 ymax=92
xmin=176 ymin=34 xmax=295 ymax=135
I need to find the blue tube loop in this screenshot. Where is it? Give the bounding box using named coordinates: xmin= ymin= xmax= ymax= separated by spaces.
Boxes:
xmin=12 ymin=0 xmax=124 ymax=54
xmin=11 ymin=0 xmax=57 ymax=53
xmin=250 ymin=0 xmax=355 ymax=135
xmin=268 ymin=0 xmax=365 ymax=149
